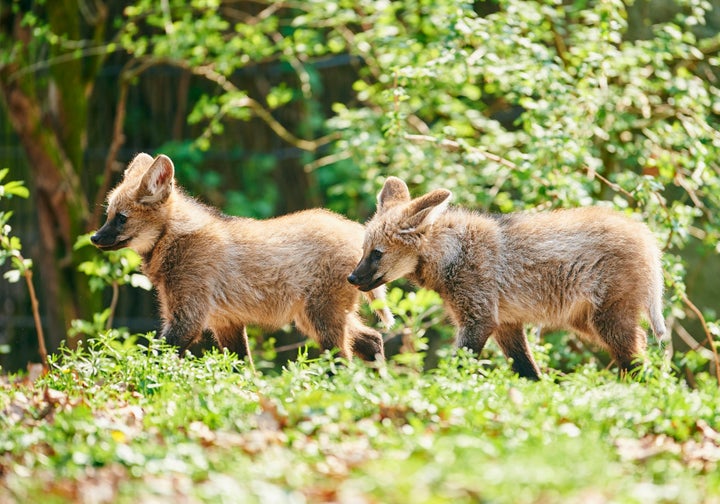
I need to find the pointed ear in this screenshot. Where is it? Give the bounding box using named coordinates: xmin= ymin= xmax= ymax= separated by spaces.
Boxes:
xmin=124 ymin=153 xmax=154 ymax=178
xmin=399 ymin=189 xmax=452 ymax=234
xmin=377 ymin=177 xmax=411 ymax=213
xmin=137 ymin=155 xmax=174 ymax=205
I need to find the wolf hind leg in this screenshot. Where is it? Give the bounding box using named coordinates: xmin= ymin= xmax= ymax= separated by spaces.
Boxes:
xmin=213 ymin=324 xmax=255 ymax=372
xmin=591 ymin=301 xmax=648 ymax=375
xmin=296 ymin=301 xmax=352 ymax=359
xmin=494 ymin=323 xmax=541 ymax=380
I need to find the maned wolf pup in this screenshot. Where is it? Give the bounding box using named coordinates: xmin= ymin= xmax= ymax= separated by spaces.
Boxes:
xmin=348 ymin=176 xmax=665 ymax=380
xmin=91 ymin=153 xmax=393 ymax=364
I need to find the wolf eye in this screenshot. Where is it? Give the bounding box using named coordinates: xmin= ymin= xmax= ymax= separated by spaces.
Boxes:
xmin=369 ymin=249 xmax=383 ymax=262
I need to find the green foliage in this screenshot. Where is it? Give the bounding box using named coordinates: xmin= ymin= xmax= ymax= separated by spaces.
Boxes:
xmin=71 ymin=234 xmax=151 ymax=339
xmin=3 ymin=10 xmax=720 ymax=502
xmin=381 ymin=286 xmax=453 ymax=368
xmin=68 ymin=309 xmax=119 ymax=341
xmin=0 ymin=169 xmax=31 ymax=284
xmin=156 ymin=140 xmax=278 ymax=218
xmin=4 ymin=0 xmax=720 ymax=367
xmin=2 ymin=333 xmax=720 ymax=502
xmin=74 ymin=234 xmax=151 ymax=293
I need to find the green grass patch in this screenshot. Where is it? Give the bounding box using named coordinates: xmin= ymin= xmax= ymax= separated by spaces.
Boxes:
xmin=1 ymin=332 xmax=719 ymax=503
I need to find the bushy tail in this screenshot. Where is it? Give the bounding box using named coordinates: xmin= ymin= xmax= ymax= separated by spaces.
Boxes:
xmin=363 ymin=285 xmax=395 ymax=328
xmin=648 ymin=255 xmax=666 ymax=339
xmin=648 ymin=296 xmax=666 ymax=339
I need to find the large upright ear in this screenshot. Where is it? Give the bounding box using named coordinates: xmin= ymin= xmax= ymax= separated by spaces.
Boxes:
xmin=137 ymin=155 xmax=175 ymax=205
xmin=124 ymin=153 xmax=154 ymax=178
xmin=377 ymin=177 xmax=411 ymax=213
xmin=399 ymin=189 xmax=452 ymax=234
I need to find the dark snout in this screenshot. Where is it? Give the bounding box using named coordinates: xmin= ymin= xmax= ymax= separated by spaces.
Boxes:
xmin=347 ymin=259 xmax=385 ymax=292
xmin=90 ymin=219 xmax=128 ymax=251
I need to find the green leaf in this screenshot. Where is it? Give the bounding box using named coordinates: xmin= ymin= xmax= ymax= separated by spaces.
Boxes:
xmin=2 ymin=181 xmax=29 ymax=198
xmin=74 ymin=233 xmax=94 ymax=250
xmin=266 ymin=83 xmax=294 ymax=110
xmin=130 ymin=273 xmax=153 ymax=291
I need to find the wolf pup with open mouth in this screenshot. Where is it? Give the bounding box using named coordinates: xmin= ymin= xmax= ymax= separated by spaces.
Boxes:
xmin=349 ymin=176 xmax=664 ymax=380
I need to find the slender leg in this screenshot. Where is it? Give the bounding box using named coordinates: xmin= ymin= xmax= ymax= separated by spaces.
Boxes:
xmin=161 ymin=312 xmax=203 ymax=356
xmin=455 ymin=318 xmax=496 ymax=356
xmin=347 ymin=314 xmax=385 ymax=361
xmin=494 ymin=323 xmax=541 ymax=380
xmin=214 ymin=325 xmax=255 ymax=372
xmin=296 ymin=301 xmax=352 ymax=359
xmin=592 ymin=303 xmax=647 ymax=375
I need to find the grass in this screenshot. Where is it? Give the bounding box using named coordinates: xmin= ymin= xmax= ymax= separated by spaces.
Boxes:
xmin=1 ymin=332 xmax=720 ymax=503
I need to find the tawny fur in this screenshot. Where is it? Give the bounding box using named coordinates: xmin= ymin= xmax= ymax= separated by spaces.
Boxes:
xmin=92 ymin=153 xmax=392 ymax=364
xmin=349 ymin=176 xmax=665 ymax=379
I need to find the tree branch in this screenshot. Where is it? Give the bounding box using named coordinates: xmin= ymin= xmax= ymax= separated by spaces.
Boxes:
xmin=24 ymin=269 xmax=48 ymax=373
xmin=189 ymin=62 xmax=339 ymax=151
xmin=680 ymin=292 xmax=720 ymax=384
xmin=403 ymin=133 xmax=522 ymax=172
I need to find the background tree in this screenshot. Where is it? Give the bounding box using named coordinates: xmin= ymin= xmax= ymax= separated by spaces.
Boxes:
xmin=0 ymin=1 xmax=113 ymax=350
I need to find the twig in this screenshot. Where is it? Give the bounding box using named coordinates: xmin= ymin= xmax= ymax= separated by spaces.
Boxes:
xmin=402 ymin=133 xmax=523 ymax=172
xmin=274 ymin=339 xmax=309 ymax=353
xmin=91 ymin=56 xmax=161 ymax=228
xmin=673 ymin=320 xmax=714 ymax=359
xmin=680 ymin=292 xmax=720 ymax=384
xmin=269 ymin=31 xmax=312 ymax=99
xmin=304 ymin=151 xmax=351 ymax=172
xmin=591 ymin=170 xmax=635 ymax=201
xmin=188 ymin=63 xmax=339 ymax=152
xmin=106 ymin=282 xmax=119 ymax=331
xmin=7 ymin=45 xmax=120 ymax=84
xmin=24 ymin=269 xmax=48 ymax=373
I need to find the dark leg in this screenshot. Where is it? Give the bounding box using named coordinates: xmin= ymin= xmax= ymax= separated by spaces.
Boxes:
xmin=161 ymin=317 xmax=203 ymax=356
xmin=348 ymin=314 xmax=385 ymax=361
xmin=455 ymin=318 xmax=496 ymax=356
xmin=592 ymin=302 xmax=648 ymax=375
xmin=213 ymin=325 xmax=255 ymax=371
xmin=296 ymin=302 xmax=351 ymax=359
xmin=494 ymin=323 xmax=541 ymax=380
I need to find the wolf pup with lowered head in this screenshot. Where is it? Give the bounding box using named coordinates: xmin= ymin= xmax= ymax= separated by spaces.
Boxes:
xmin=348 ymin=177 xmax=665 ymax=380
xmin=92 ymin=153 xmax=392 ymax=365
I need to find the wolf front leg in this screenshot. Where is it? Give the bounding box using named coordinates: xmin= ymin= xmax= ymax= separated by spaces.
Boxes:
xmin=213 ymin=324 xmax=255 ymax=372
xmin=455 ymin=317 xmax=496 ymax=357
xmin=161 ymin=312 xmax=204 ymax=356
xmin=494 ymin=323 xmax=541 ymax=380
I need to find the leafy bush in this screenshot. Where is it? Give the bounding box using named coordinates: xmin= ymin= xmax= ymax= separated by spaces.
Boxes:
xmin=0 ymin=169 xmax=47 ymax=368
xmin=109 ymin=0 xmax=720 ymax=375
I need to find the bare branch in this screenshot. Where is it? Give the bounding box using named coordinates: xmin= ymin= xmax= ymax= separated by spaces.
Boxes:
xmin=591 ymin=170 xmax=635 ymax=201
xmin=304 ymin=151 xmax=352 ymax=172
xmin=190 ymin=63 xmax=339 ymax=151
xmin=680 ymin=292 xmax=720 ymax=384
xmin=403 ymin=133 xmax=522 ymax=171
xmin=24 ymin=270 xmax=48 ymax=373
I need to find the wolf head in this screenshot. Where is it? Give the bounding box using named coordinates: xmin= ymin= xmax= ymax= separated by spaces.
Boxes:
xmin=348 ymin=177 xmax=452 ymax=291
xmin=91 ymin=153 xmax=175 ymax=255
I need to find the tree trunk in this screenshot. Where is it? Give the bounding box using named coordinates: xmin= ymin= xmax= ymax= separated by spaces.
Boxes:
xmin=0 ymin=79 xmax=101 ymax=350
xmin=0 ymin=4 xmax=104 ymax=352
